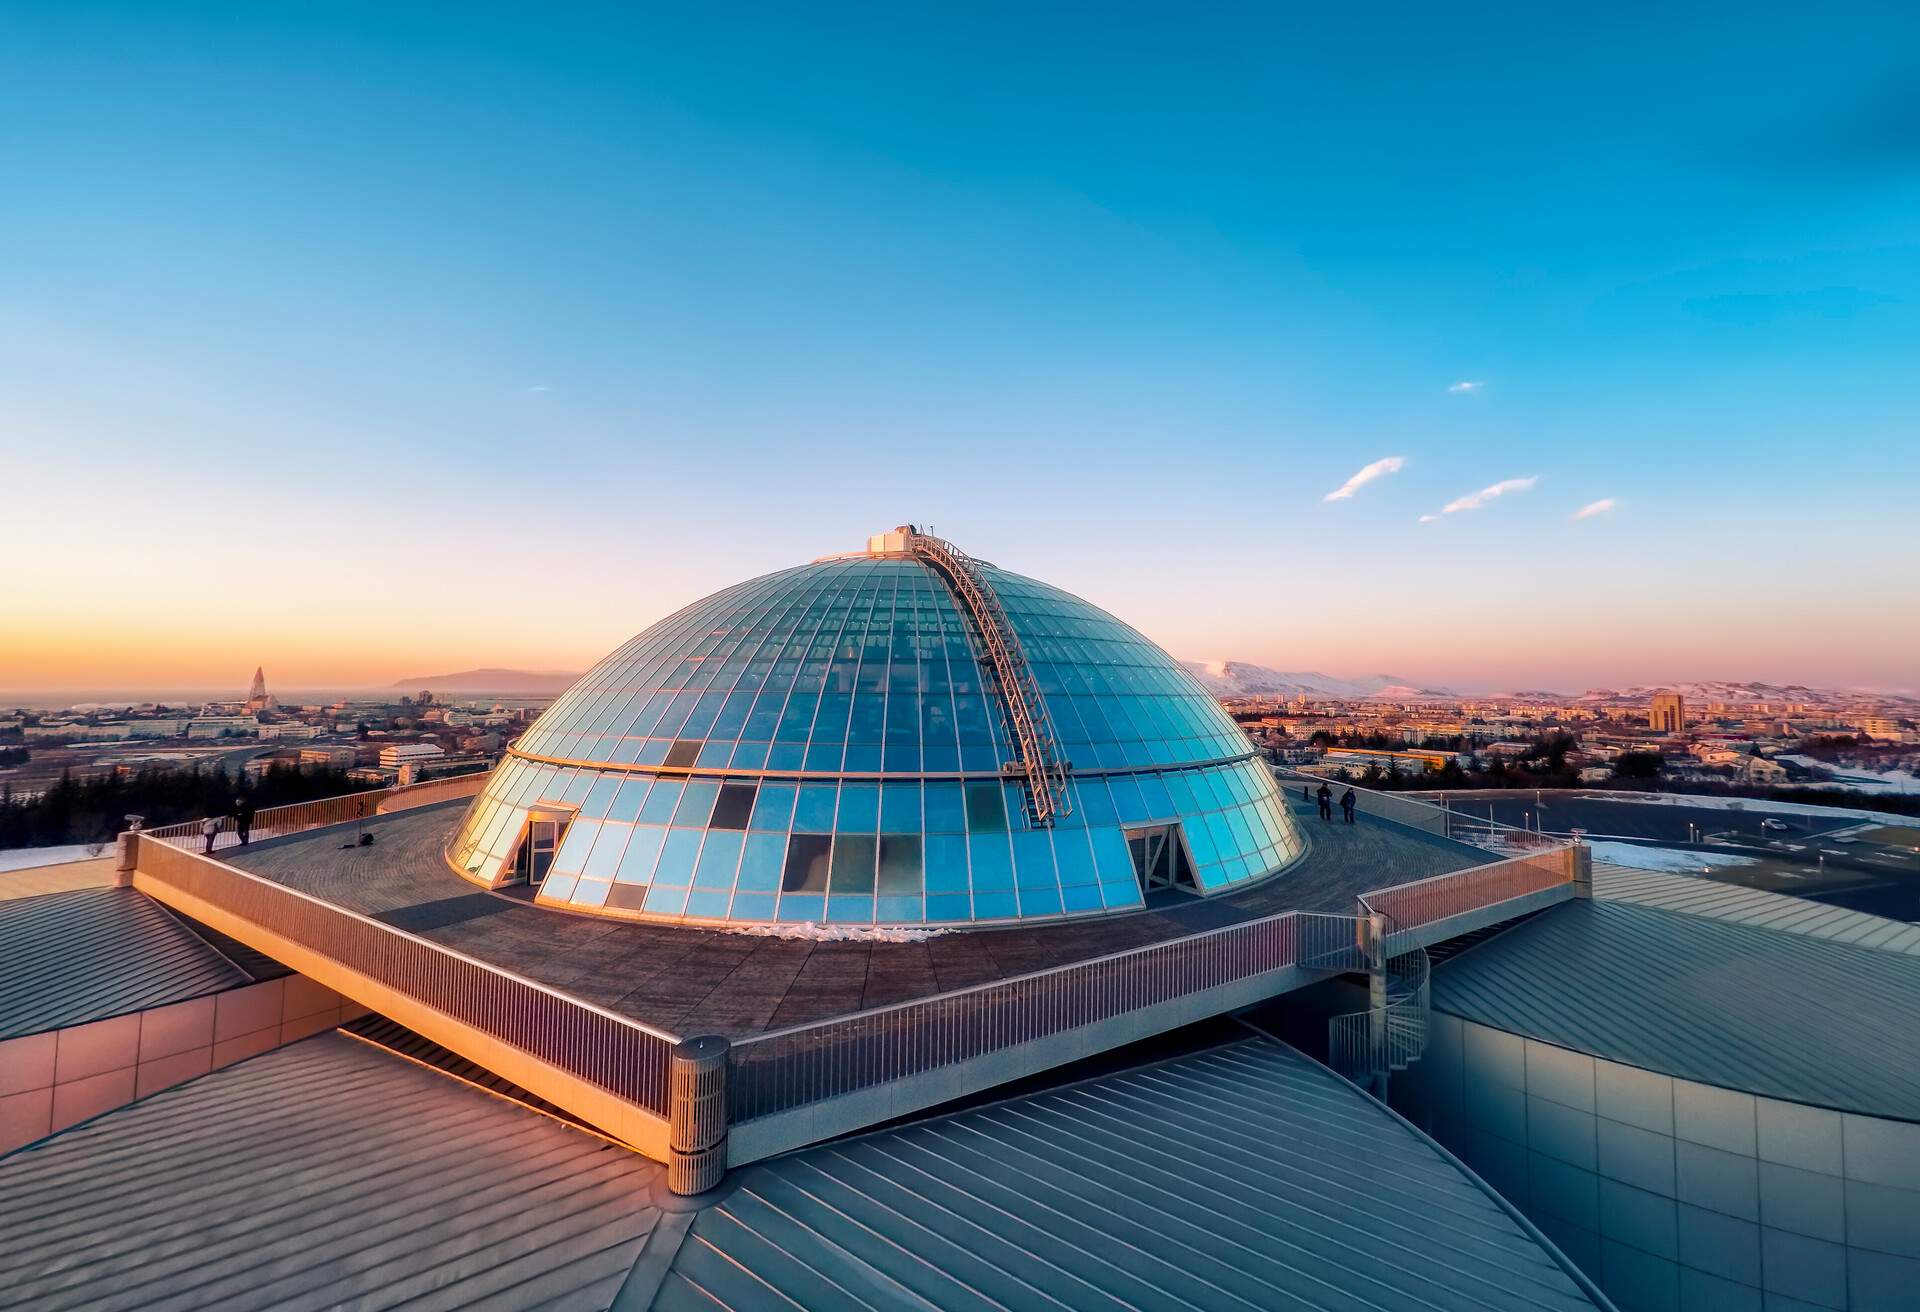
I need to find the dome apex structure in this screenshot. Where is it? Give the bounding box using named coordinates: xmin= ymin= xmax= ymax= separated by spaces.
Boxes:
xmin=446 ymin=528 xmax=1304 ymax=927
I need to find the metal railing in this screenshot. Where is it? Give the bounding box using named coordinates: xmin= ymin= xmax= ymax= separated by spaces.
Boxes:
xmin=1359 ymin=845 xmax=1575 ymax=941
xmin=727 ymin=908 xmax=1368 ymax=1123
xmin=1272 ymin=765 xmax=1551 ymax=850
xmin=143 ymin=774 xmax=485 ymax=853
xmin=131 ymin=834 xmax=677 ymax=1113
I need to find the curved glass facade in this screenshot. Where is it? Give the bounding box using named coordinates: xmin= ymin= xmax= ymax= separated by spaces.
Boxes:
xmin=447 ymin=553 xmax=1304 ymax=926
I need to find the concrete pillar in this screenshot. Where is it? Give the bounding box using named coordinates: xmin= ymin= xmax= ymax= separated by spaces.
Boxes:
xmin=1366 ymin=911 xmax=1389 ymax=1099
xmin=114 ymin=827 xmax=141 ymax=887
xmin=1571 ymin=841 xmax=1593 ymax=900
xmin=667 ymin=1035 xmax=730 ymax=1196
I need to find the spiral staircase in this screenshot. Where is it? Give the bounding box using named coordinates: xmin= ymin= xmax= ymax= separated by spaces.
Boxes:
xmin=1327 ymin=900 xmax=1432 ymax=1096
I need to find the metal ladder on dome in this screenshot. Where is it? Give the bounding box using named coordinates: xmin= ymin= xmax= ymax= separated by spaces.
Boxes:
xmin=902 ymin=529 xmax=1073 ymax=827
xmin=1327 ymin=900 xmax=1432 ymax=1098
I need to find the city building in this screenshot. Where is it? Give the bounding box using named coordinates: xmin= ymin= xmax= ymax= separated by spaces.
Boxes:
xmin=377 ymin=742 xmax=446 ymax=770
xmin=298 ymin=745 xmax=359 ymax=770
xmin=1649 ymin=692 xmax=1687 ymax=734
xmin=187 ymin=715 xmax=259 ymax=739
xmin=244 ymin=666 xmax=273 ymax=714
xmin=256 ymin=722 xmax=321 ymax=741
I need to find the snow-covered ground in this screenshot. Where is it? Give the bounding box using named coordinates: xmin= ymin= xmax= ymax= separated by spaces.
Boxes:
xmin=1582 ymin=791 xmax=1899 ymax=822
xmin=1587 ymin=840 xmax=1759 ymax=874
xmin=0 ymin=843 xmax=108 ymax=873
xmin=1778 ymin=756 xmax=1920 ymax=796
xmin=724 ymin=921 xmax=951 ymax=943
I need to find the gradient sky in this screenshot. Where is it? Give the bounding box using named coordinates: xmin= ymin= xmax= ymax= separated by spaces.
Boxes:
xmin=3 ymin=3 xmax=1917 ymax=695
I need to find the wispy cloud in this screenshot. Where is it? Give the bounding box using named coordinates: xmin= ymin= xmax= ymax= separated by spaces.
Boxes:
xmin=1434 ymin=475 xmax=1538 ymax=517
xmin=1418 ymin=514 xmax=1439 ymax=524
xmin=1571 ymin=498 xmax=1617 ymax=521
xmin=1322 ymin=455 xmax=1406 ymax=503
xmin=522 ymin=384 xmax=553 ymax=394
xmin=1447 ymin=380 xmax=1484 ymax=394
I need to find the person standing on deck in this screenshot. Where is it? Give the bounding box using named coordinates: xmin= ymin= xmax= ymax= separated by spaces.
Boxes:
xmin=1341 ymin=788 xmax=1357 ymax=824
xmin=1316 ymin=783 xmax=1333 ymax=821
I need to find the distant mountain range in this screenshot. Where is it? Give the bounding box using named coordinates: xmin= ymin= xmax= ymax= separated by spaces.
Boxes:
xmin=1180 ymin=662 xmax=1456 ymax=700
xmin=394 ymin=668 xmax=582 ymax=694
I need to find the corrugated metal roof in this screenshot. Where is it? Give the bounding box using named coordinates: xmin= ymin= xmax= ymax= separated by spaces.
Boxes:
xmin=1432 ymin=898 xmax=1920 ymax=1120
xmin=0 ymin=1033 xmax=661 ymax=1311
xmin=1593 ymin=862 xmax=1920 ymax=953
xmin=0 ymin=888 xmax=248 ymax=1038
xmin=655 ymin=1039 xmax=1601 ymax=1311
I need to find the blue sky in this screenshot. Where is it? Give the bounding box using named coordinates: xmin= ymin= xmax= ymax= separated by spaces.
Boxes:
xmin=2 ymin=3 xmax=1916 ymax=692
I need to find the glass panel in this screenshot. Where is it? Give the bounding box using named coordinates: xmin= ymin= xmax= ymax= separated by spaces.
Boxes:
xmin=792 ymin=783 xmax=838 ymax=833
xmin=750 ymin=782 xmax=796 ymax=831
xmin=782 ymin=834 xmax=832 ymax=892
xmin=877 ymin=835 xmax=923 ymax=894
xmin=965 ymin=782 xmax=1007 ymax=831
xmin=830 ymin=834 xmax=877 ymax=892
xmin=709 ymin=783 xmax=757 ymax=830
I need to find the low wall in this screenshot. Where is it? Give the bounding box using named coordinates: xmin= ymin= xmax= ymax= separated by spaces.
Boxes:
xmin=0 ymin=974 xmax=364 ymax=1157
xmin=1398 ymin=1013 xmax=1920 ymax=1311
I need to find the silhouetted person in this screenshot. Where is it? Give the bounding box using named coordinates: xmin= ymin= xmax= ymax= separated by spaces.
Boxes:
xmin=235 ymin=798 xmax=256 ymax=847
xmin=201 ymin=815 xmax=220 ymax=854
xmin=1301 ymin=784 xmax=1310 ymax=803
xmin=1317 ymin=783 xmax=1332 ymax=821
xmin=1341 ymin=788 xmax=1357 ymax=824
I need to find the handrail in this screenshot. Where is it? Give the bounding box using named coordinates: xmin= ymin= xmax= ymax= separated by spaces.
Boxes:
xmin=727 ymin=908 xmax=1369 ymax=1122
xmin=142 ymin=773 xmax=486 ymax=853
xmin=129 ymin=833 xmax=680 ymax=1113
xmin=906 ymin=529 xmax=1072 ymax=826
xmin=1272 ymin=764 xmax=1548 ymax=848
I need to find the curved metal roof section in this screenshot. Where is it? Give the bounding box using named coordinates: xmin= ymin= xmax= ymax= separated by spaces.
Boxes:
xmin=512 ymin=554 xmax=1250 ymax=778
xmin=1431 ymin=898 xmax=1920 ymax=1120
xmin=656 ymin=1038 xmax=1602 ymax=1310
xmin=0 ymin=1033 xmax=659 ymax=1310
xmin=0 ymin=888 xmax=249 ymax=1039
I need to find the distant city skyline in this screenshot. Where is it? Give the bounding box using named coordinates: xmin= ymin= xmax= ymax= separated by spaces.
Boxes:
xmin=2 ymin=5 xmax=1916 ymax=691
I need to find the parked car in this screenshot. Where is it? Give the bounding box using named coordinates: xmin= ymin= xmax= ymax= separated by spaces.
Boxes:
xmin=1761 ymin=817 xmax=1791 ymax=832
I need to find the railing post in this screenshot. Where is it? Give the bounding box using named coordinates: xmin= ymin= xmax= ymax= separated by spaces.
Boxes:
xmin=667 ymin=1035 xmax=730 ymax=1196
xmin=115 ymin=826 xmax=141 ymax=887
xmin=1570 ymin=840 xmax=1593 ymax=900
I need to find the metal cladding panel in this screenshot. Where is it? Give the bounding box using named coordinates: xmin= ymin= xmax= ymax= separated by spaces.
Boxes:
xmin=0 ymin=887 xmax=248 ymax=1039
xmin=1593 ymin=862 xmax=1920 ymax=954
xmin=448 ymin=553 xmax=1305 ymax=926
xmin=658 ymin=1038 xmax=1602 ymax=1311
xmin=1432 ymin=898 xmax=1920 ymax=1121
xmin=0 ymin=1033 xmax=661 ymax=1311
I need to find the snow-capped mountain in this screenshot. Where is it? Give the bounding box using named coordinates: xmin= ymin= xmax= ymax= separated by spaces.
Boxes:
xmin=1577 ymin=681 xmax=1827 ymax=705
xmin=1181 ymin=662 xmax=1455 ymax=700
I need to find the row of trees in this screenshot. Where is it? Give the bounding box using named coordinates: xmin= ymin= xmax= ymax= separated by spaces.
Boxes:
xmin=0 ymin=763 xmax=364 ymax=850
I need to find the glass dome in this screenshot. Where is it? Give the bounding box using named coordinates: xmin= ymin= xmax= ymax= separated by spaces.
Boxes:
xmin=446 ymin=534 xmax=1304 ymax=927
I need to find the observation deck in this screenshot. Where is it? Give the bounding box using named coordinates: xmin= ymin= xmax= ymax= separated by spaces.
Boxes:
xmin=120 ymin=775 xmax=1580 ymax=1183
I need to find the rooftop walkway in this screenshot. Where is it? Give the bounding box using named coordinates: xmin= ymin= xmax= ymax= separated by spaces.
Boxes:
xmin=223 ymin=799 xmax=1482 ymax=1040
